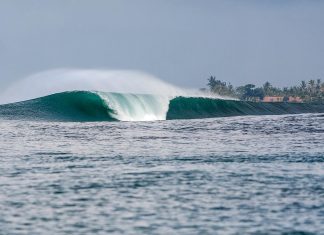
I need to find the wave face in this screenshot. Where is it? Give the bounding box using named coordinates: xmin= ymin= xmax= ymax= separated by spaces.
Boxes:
xmin=167 ymin=97 xmax=324 ymax=119
xmin=0 ymin=91 xmax=116 ymax=121
xmin=0 ymin=91 xmax=323 ymax=122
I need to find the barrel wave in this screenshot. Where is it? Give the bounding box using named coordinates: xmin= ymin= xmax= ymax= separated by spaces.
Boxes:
xmin=0 ymin=91 xmax=323 ymax=122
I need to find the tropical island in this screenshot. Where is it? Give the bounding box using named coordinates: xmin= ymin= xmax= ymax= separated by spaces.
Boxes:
xmin=204 ymin=76 xmax=324 ymax=103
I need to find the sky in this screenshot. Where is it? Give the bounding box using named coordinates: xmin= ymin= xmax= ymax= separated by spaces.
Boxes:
xmin=0 ymin=0 xmax=324 ymax=91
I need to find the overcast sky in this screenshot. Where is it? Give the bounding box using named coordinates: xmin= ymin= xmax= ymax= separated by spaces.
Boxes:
xmin=1 ymin=0 xmax=324 ymax=91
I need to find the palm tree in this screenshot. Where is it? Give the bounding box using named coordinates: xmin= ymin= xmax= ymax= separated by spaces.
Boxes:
xmin=316 ymin=79 xmax=321 ymax=95
xmin=263 ymin=82 xmax=272 ymax=96
xmin=300 ymin=81 xmax=307 ymax=92
xmin=207 ymin=76 xmax=217 ymax=91
xmin=309 ymin=80 xmax=315 ymax=95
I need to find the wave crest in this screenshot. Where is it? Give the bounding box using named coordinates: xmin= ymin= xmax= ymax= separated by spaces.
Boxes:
xmin=0 ymin=91 xmax=323 ymax=122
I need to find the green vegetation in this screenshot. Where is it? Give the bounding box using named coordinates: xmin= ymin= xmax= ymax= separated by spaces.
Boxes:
xmin=206 ymin=76 xmax=324 ymax=103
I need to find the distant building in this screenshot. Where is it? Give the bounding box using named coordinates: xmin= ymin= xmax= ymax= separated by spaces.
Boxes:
xmin=263 ymin=96 xmax=284 ymax=102
xmin=250 ymin=97 xmax=261 ymax=102
xmin=288 ymin=96 xmax=303 ymax=103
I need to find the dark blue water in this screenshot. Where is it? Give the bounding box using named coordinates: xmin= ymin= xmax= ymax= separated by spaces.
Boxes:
xmin=0 ymin=114 xmax=323 ymax=234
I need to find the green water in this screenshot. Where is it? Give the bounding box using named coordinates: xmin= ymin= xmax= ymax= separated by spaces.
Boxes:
xmin=0 ymin=91 xmax=323 ymax=121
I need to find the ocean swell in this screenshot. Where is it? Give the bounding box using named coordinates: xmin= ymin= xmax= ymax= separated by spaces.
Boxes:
xmin=167 ymin=96 xmax=324 ymax=119
xmin=0 ymin=91 xmax=323 ymax=122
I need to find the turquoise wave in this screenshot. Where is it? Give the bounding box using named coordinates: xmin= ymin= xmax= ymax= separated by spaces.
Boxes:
xmin=167 ymin=96 xmax=324 ymax=119
xmin=0 ymin=91 xmax=117 ymax=121
xmin=0 ymin=91 xmax=323 ymax=121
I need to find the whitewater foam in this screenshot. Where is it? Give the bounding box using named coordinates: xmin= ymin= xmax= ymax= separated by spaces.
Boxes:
xmin=98 ymin=92 xmax=170 ymax=121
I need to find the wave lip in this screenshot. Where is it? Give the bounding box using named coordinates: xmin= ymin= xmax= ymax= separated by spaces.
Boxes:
xmin=0 ymin=91 xmax=323 ymax=122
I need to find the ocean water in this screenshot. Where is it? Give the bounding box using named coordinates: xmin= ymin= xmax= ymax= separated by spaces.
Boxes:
xmin=0 ymin=113 xmax=323 ymax=235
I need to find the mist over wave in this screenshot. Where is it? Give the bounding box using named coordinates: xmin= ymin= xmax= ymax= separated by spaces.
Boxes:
xmin=0 ymin=69 xmax=227 ymax=121
xmin=1 ymin=69 xmax=322 ymax=122
xmin=0 ymin=69 xmax=190 ymax=104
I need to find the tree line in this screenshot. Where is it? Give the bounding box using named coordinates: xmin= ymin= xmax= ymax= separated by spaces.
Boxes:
xmin=206 ymin=76 xmax=324 ymax=103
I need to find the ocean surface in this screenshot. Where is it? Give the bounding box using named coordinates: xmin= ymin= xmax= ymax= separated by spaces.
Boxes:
xmin=0 ymin=113 xmax=323 ymax=235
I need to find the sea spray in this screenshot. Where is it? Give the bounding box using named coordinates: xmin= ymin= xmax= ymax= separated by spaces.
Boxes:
xmin=0 ymin=69 xmax=230 ymax=121
xmin=1 ymin=69 xmax=322 ymax=122
xmin=0 ymin=69 xmax=184 ymax=105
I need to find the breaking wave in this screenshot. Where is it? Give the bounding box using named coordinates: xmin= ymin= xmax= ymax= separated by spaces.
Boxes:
xmin=0 ymin=91 xmax=323 ymax=122
xmin=0 ymin=69 xmax=323 ymax=121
